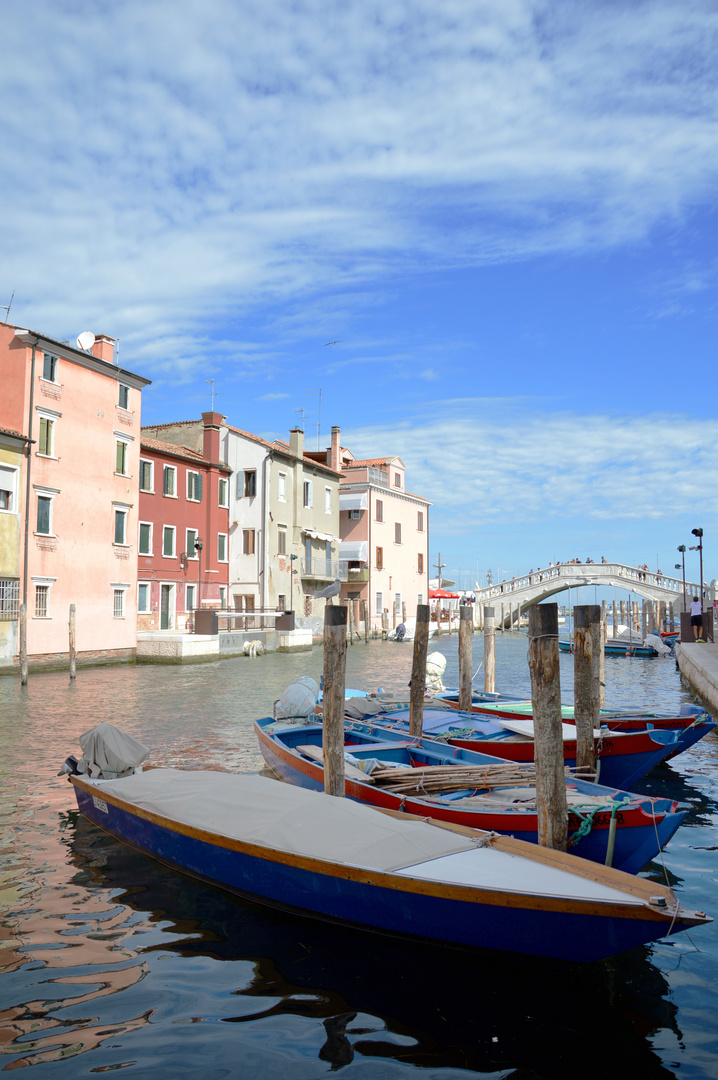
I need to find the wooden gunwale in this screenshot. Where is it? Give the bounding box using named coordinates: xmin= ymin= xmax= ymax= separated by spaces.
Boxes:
xmin=70 ymin=773 xmax=684 ymax=923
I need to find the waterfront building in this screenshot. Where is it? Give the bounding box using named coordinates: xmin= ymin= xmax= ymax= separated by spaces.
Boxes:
xmin=0 ymin=323 xmax=150 ymax=669
xmin=141 ymin=418 xmax=342 ymax=630
xmin=0 ymin=427 xmax=28 ymax=666
xmin=137 ymin=412 xmax=231 ymax=631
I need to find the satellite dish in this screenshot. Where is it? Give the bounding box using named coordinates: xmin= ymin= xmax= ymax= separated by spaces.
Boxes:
xmin=76 ymin=331 xmax=95 ymax=351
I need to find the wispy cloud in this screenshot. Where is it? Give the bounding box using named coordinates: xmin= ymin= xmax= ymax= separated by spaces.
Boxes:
xmin=1 ymin=1 xmax=717 ymax=374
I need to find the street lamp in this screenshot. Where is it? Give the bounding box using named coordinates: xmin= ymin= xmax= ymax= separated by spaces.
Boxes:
xmin=194 ymin=537 xmax=203 ymax=608
xmin=689 ymin=529 xmax=704 ymax=608
xmin=289 ymin=554 xmax=298 ymax=615
xmin=676 ymin=545 xmax=687 ymax=611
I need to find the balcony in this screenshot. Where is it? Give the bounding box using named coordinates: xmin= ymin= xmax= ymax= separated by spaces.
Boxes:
xmin=368 ymin=467 xmax=388 ymax=487
xmin=300 ymin=559 xmax=369 ymax=582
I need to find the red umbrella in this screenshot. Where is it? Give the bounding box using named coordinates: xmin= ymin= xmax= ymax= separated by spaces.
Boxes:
xmin=428 ymin=588 xmax=460 ymax=599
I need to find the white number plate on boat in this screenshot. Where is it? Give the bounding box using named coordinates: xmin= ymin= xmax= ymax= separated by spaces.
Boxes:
xmin=92 ymin=796 xmax=109 ymax=814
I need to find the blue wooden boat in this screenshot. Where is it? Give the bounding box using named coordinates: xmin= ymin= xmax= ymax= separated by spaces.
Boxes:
xmin=559 ymin=639 xmax=659 ymax=657
xmin=340 ymin=703 xmax=682 ymax=790
xmin=254 ymin=715 xmax=687 ymax=874
xmin=63 ymin=725 xmax=710 ymax=964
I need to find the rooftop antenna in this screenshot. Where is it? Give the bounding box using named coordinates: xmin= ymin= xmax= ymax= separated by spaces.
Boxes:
xmin=295 ymin=408 xmax=306 ymax=429
xmin=305 ymin=387 xmax=322 ymax=449
xmin=205 ymin=378 xmax=222 ymax=410
xmin=0 ymin=290 xmax=15 ymax=323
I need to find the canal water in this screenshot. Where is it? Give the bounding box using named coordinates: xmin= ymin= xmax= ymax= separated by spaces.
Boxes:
xmin=1 ymin=633 xmax=717 ymax=1079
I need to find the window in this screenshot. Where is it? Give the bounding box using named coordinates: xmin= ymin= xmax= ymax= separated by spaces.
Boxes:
xmin=305 ymin=536 xmax=312 ymax=566
xmin=417 ymin=511 xmax=424 ymax=531
xmin=394 ymin=473 xmax=401 ymax=488
xmin=244 ymin=470 xmax=257 ymax=498
xmin=138 ymin=522 xmax=152 ymax=555
xmin=418 ymin=553 xmax=424 ymax=574
xmin=0 ymin=579 xmax=20 ymax=619
xmin=186 ymin=584 xmax=196 ymax=611
xmin=278 ymin=472 xmax=286 ymax=500
xmin=218 ymin=533 xmax=227 ymax=562
xmin=278 ymin=527 xmax=287 ymax=555
xmin=187 ymin=470 xmax=203 ymax=502
xmin=36 ymin=495 xmax=53 ymax=535
xmin=375 ymin=591 xmax=383 ymax=617
xmin=325 ymin=487 xmax=331 ymax=513
xmin=114 ymin=509 xmax=128 ymax=545
xmin=163 ymin=526 xmax=176 ymax=557
xmin=303 ymin=480 xmax=313 ymax=508
xmin=116 ymin=439 xmax=128 ymax=475
xmin=163 ymin=465 xmax=176 ymax=496
xmin=35 ymin=584 xmax=49 ymax=617
xmin=139 ymin=459 xmax=154 ymax=491
xmin=394 ymin=522 xmax=402 ymax=544
xmin=113 ymin=589 xmax=125 ymax=618
xmin=376 ymin=546 xmax=383 ymax=570
xmin=348 ymin=509 xmax=361 ymax=520
xmin=219 ymin=586 xmax=227 ymax=609
xmin=218 ymin=477 xmax=228 ymax=507
xmin=417 ymin=593 xmax=424 ymax=605
xmin=277 ymin=594 xmax=286 ymax=611
xmin=376 ymin=499 xmax=383 ymax=522
xmin=42 ymin=354 xmax=58 ymax=382
xmin=186 ymin=529 xmax=198 ymax=558
xmin=118 ymin=384 xmax=130 ymax=409
xmin=0 ymin=465 xmax=18 ymax=513
xmin=138 ymin=583 xmax=150 ymax=612
xmin=38 ymin=416 xmax=55 ymax=456
xmin=395 ymin=593 xmax=402 ymax=616
xmin=243 ymin=529 xmax=255 ymax=555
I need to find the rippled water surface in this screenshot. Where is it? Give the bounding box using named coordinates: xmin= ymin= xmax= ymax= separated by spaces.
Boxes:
xmin=1 ymin=633 xmax=717 ymax=1078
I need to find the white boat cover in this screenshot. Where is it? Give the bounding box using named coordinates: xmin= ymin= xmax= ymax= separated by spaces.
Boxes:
xmin=274 ymin=677 xmax=319 ymax=720
xmin=498 ymin=719 xmax=603 ymax=740
xmin=78 ymin=723 xmax=150 ymax=779
xmin=425 ymin=652 xmax=447 ymax=693
xmin=91 ymin=768 xmax=477 ymax=871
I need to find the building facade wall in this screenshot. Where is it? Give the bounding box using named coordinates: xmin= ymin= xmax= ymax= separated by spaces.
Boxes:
xmin=0 ymin=432 xmax=25 ymax=665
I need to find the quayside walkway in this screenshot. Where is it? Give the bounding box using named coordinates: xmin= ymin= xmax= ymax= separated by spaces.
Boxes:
xmin=677 ymin=643 xmax=718 ymax=716
xmin=476 ymin=561 xmax=705 ymax=612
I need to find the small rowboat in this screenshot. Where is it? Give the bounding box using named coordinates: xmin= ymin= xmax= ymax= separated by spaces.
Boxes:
xmin=559 ymin=639 xmax=659 ymax=657
xmin=254 ymin=715 xmax=687 ymax=873
xmin=63 ymin=724 xmax=710 ymax=965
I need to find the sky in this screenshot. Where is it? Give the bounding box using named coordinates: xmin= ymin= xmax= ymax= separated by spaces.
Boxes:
xmin=2 ymin=0 xmax=717 ymax=593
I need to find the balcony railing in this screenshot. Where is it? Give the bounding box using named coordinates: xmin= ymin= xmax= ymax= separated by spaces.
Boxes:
xmin=300 ymin=559 xmax=369 ymax=582
xmin=368 ymin=467 xmax=388 ymax=487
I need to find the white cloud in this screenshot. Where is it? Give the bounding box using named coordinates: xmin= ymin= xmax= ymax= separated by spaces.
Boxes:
xmin=1 ymin=1 xmax=717 ymax=373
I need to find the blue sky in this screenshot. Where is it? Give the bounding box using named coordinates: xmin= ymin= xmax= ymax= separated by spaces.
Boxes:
xmin=2 ymin=1 xmax=716 ymax=591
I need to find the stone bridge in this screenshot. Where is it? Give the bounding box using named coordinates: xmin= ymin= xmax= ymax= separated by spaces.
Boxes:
xmin=474 ymin=561 xmax=709 ymax=627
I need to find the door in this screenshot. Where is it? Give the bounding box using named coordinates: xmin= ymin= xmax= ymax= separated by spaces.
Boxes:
xmin=160 ymin=584 xmax=172 ymax=630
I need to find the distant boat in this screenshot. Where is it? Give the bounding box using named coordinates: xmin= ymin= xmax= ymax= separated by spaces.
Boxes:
xmin=559 ymin=639 xmax=659 ymax=658
xmin=63 ymin=724 xmax=710 ymax=965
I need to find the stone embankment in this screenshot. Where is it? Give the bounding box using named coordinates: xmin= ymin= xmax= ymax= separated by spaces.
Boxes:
xmin=677 ymin=642 xmax=718 ymax=716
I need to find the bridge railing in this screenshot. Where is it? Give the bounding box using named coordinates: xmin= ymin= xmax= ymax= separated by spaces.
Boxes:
xmin=476 ymin=562 xmax=701 ymax=601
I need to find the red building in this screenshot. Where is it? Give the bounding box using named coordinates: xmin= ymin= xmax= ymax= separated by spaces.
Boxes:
xmin=137 ymin=412 xmax=231 ymax=631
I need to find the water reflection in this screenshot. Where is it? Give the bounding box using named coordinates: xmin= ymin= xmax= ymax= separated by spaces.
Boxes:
xmin=0 ymin=639 xmax=716 ymax=1077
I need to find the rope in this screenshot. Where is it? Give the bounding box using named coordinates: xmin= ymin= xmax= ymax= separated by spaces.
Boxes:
xmin=567 ymin=799 xmax=627 ymax=847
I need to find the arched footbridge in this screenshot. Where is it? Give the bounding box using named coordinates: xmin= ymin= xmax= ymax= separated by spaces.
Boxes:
xmin=475 ymin=562 xmax=712 ymax=625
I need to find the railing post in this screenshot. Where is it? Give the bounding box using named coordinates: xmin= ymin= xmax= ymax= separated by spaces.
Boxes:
xmin=528 ymin=603 xmax=567 ymax=852
xmin=323 ymin=605 xmax=347 ymax=797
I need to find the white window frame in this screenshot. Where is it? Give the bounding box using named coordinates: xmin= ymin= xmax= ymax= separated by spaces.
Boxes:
xmin=138 ymin=520 xmax=153 ymax=555
xmin=114 ymin=508 xmax=128 ymax=546
xmin=187 ymin=470 xmax=202 ymax=502
xmin=218 ymin=532 xmax=228 ymax=562
xmin=114 ymin=431 xmax=133 ymax=477
xmin=186 ymin=584 xmax=196 ymax=611
xmin=118 ymin=383 xmax=130 ymax=410
xmin=36 ymin=407 xmax=61 ymax=457
xmin=162 ymin=525 xmax=176 ymax=558
xmin=324 ymin=487 xmax=332 ymax=514
xmin=278 ymin=471 xmax=286 ymax=501
xmin=41 ymin=353 xmax=58 ymax=383
xmin=186 ymin=528 xmax=199 ymax=559
xmin=0 ymin=464 xmax=19 ymax=514
xmin=243 ymin=470 xmax=257 ymax=498
xmin=112 ymin=583 xmax=129 ymax=619
xmin=139 ymin=458 xmax=154 ymax=493
xmin=34 ymin=485 xmax=59 ymax=536
xmin=375 ymin=591 xmax=383 ymax=617
xmin=395 ymin=592 xmax=402 ymax=616
xmin=137 ymin=582 xmax=150 ymax=612
xmin=303 ymin=480 xmax=313 ymax=508
xmin=219 ymin=585 xmax=227 ymax=609
xmin=32 ymin=576 xmax=56 ymax=618
xmin=218 ymin=477 xmax=228 ymax=508
xmin=163 ymin=464 xmax=177 ymax=498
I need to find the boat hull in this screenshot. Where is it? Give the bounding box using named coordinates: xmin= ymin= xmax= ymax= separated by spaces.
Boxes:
xmin=70 ymin=773 xmax=705 ymax=965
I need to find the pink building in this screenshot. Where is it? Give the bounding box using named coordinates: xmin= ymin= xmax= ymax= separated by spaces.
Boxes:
xmin=137 ymin=414 xmax=231 ymax=630
xmin=0 ymin=323 xmax=150 ymax=668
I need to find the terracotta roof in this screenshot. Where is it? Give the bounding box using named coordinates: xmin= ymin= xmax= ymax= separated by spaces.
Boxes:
xmin=344 ymin=457 xmax=393 ymax=468
xmin=140 ymin=436 xmax=212 ymax=467
xmin=0 ymin=426 xmax=29 ymax=442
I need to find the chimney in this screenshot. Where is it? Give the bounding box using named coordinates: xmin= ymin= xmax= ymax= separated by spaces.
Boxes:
xmin=330 ymin=425 xmax=340 ymax=472
xmin=90 ymin=334 xmax=116 ymax=363
xmin=289 ymin=427 xmax=304 ymax=459
xmin=202 ymin=411 xmax=225 ymax=461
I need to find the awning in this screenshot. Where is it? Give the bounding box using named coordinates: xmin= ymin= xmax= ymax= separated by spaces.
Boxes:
xmin=429 ymin=588 xmax=460 ymax=599
xmin=339 ymin=492 xmax=368 ymax=511
xmin=339 ymin=540 xmax=368 ymax=563
xmin=302 ymin=529 xmax=340 ymax=542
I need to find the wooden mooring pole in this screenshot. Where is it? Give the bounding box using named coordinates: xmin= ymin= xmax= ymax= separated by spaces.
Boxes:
xmin=69 ymin=604 xmax=77 ymax=679
xmin=483 ymin=606 xmax=495 ymax=693
xmin=322 ymin=605 xmax=347 ymax=797
xmin=361 ymin=599 xmax=369 ymax=642
xmin=528 ymin=604 xmax=567 ymax=852
xmin=410 ymin=605 xmax=430 ymax=737
xmin=19 ymin=603 xmax=28 ymax=685
xmin=458 ymin=606 xmax=473 ymax=712
xmin=573 ymin=606 xmax=600 ymax=773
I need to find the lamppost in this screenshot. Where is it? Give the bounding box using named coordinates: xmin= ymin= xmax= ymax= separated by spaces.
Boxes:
xmin=289 ymin=554 xmax=298 ymax=616
xmin=676 ymin=545 xmax=687 ymax=611
xmin=195 ymin=537 xmax=203 ymax=608
xmin=690 ymin=528 xmax=704 ymax=607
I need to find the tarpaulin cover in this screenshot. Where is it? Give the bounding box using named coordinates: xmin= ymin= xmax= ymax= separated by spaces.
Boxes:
xmin=78 ymin=722 xmax=150 ymax=779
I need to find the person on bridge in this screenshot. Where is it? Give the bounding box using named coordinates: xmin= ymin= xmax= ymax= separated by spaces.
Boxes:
xmin=690 ymin=596 xmax=704 ymax=642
